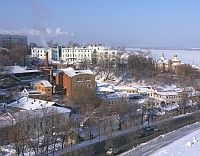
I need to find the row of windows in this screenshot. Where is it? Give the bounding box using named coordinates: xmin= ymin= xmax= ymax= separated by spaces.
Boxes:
xmin=157 ymin=95 xmax=183 ymax=99
xmin=77 ymin=78 xmax=91 ymax=82
xmin=77 ymin=83 xmax=91 ymax=88
xmin=104 ymin=52 xmax=115 ymax=55
xmin=1 ymin=37 xmax=26 ymax=40
xmin=166 ymin=95 xmax=182 ymax=99
xmin=63 ymin=50 xmax=92 ymax=53
xmin=33 ymin=50 xmax=116 ymax=55
xmin=62 ymin=54 xmax=90 ymax=57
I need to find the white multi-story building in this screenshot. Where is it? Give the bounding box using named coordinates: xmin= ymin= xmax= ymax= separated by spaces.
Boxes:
xmin=59 ymin=45 xmax=95 ymax=63
xmin=31 ymin=44 xmax=119 ymax=64
xmin=31 ymin=47 xmax=58 ymax=61
xmin=0 ymin=34 xmax=27 ymax=49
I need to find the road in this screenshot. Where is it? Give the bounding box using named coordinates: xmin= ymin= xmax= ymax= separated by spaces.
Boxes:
xmin=92 ymin=113 xmax=197 ymax=156
xmin=59 ymin=113 xmax=198 ymax=156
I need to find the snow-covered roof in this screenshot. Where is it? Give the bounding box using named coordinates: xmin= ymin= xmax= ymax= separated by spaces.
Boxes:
xmin=39 ymin=80 xmax=52 ymax=87
xmin=96 ymin=83 xmax=115 ymax=93
xmin=138 ymin=87 xmax=153 ymax=93
xmin=98 ymin=92 xmax=128 ymax=100
xmin=113 ymin=85 xmax=137 ymax=90
xmin=61 ymin=67 xmax=94 ymax=77
xmin=31 ymin=79 xmax=52 ymax=87
xmin=8 ymin=97 xmax=71 ymax=113
xmin=97 ymin=87 xmax=115 ymax=93
xmin=7 ymin=66 xmax=41 ymax=74
xmin=162 ymin=102 xmax=180 ymax=111
xmin=157 ymin=91 xmax=178 ymax=96
xmin=53 ymin=69 xmax=63 ymax=76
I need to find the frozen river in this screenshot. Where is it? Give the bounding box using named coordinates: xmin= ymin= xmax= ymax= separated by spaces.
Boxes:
xmin=128 ymin=48 xmax=200 ymax=66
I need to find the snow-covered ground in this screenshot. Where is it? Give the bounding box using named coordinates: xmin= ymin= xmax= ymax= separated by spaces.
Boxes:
xmin=121 ymin=120 xmax=200 ymax=156
xmin=150 ymin=128 xmax=200 ymax=156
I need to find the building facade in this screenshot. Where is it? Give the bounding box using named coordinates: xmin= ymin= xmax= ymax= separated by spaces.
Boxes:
xmin=31 ymin=44 xmax=119 ymax=65
xmin=23 ymin=80 xmax=53 ymax=101
xmin=55 ymin=67 xmax=95 ymax=99
xmin=0 ymin=34 xmax=27 ymax=49
xmin=31 ymin=47 xmax=58 ymax=61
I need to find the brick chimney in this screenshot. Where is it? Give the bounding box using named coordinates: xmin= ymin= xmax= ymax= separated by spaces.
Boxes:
xmin=46 ymin=52 xmax=49 ymax=69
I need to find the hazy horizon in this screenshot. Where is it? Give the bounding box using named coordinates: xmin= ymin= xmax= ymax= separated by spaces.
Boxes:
xmin=1 ymin=0 xmax=200 ymax=47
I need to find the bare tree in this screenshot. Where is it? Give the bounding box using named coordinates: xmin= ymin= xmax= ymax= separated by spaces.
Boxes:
xmin=104 ymin=117 xmax=119 ymax=156
xmin=59 ymin=120 xmax=75 ymax=150
xmin=125 ymin=130 xmax=139 ymax=149
xmin=8 ymin=112 xmax=29 ymax=156
xmin=128 ymin=54 xmax=156 ymax=81
xmin=0 ymin=53 xmax=13 ymax=74
xmin=96 ymin=53 xmax=116 ymax=81
xmin=193 ymin=111 xmax=200 ymax=122
xmin=8 ymin=45 xmax=28 ymax=66
xmin=71 ymin=88 xmax=102 ymax=115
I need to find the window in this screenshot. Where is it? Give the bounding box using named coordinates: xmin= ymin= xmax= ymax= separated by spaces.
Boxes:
xmin=77 ymin=78 xmax=83 ymax=82
xmin=85 ymin=78 xmax=91 ymax=81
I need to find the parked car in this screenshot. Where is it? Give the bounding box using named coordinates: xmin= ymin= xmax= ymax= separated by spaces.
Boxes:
xmin=145 ymin=126 xmax=154 ymax=131
xmin=138 ymin=131 xmax=147 ymax=138
xmin=106 ymin=148 xmax=119 ymax=155
xmin=154 ymin=127 xmax=164 ymax=132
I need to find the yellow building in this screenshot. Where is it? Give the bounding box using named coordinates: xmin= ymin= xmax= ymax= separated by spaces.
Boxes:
xmin=23 ymin=80 xmax=53 ymax=101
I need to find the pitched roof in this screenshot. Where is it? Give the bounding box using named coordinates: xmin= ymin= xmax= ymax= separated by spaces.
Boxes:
xmin=8 ymin=97 xmax=71 ymax=113
xmin=31 ymin=79 xmax=52 ymax=87
xmin=62 ymin=67 xmax=94 ymax=77
xmin=5 ymin=66 xmax=40 ymax=74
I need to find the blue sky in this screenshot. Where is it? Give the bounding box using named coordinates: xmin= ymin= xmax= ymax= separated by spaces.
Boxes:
xmin=1 ymin=0 xmax=200 ymax=47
